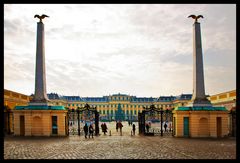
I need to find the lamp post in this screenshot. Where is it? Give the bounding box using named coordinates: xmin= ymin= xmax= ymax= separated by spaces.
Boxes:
xmin=67 ymin=108 xmax=71 ymax=135
xmin=77 ymin=107 xmax=80 ymax=136
xmin=72 ymin=108 xmax=75 ymax=125
xmin=160 ymin=107 xmax=164 ymax=136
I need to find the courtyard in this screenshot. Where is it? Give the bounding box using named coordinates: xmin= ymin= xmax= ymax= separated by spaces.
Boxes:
xmin=4 ymin=122 xmax=236 ymax=159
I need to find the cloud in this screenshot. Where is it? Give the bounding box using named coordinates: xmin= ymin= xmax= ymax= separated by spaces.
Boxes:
xmin=4 ymin=4 xmax=236 ymax=97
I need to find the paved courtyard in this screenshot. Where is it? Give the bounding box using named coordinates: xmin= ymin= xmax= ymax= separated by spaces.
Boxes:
xmin=4 ymin=122 xmax=236 ymax=159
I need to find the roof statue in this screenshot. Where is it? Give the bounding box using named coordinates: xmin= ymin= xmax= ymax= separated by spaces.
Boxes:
xmin=188 ymin=15 xmax=203 ymax=22
xmin=34 ymin=14 xmax=49 ymax=23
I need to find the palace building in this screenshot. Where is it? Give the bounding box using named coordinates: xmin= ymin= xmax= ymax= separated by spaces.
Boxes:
xmin=47 ymin=93 xmax=192 ymax=122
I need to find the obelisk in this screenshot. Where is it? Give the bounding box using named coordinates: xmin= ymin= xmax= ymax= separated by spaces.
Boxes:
xmin=188 ymin=15 xmax=211 ymax=106
xmin=30 ymin=14 xmax=50 ymax=104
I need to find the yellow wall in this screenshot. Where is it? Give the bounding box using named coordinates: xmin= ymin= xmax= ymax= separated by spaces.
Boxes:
xmin=173 ymin=110 xmax=229 ymax=138
xmin=14 ymin=110 xmax=68 ymax=136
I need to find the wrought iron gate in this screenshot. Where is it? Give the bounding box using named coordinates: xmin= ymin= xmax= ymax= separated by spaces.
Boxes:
xmin=138 ymin=104 xmax=174 ymax=136
xmin=67 ymin=103 xmax=99 ymax=136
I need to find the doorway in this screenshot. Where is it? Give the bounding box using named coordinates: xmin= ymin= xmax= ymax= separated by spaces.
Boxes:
xmin=20 ymin=115 xmax=25 ymax=136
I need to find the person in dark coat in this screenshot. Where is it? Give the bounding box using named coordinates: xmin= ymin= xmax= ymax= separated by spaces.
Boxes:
xmin=132 ymin=123 xmax=136 ymax=135
xmin=146 ymin=123 xmax=150 ymax=133
xmin=83 ymin=123 xmax=88 ymax=138
xmin=89 ymin=124 xmax=94 ymax=138
xmin=164 ymin=122 xmax=168 ymax=132
xmin=118 ymin=121 xmax=123 ymax=136
xmin=116 ymin=121 xmax=119 ymax=132
xmin=103 ymin=123 xmax=108 ymax=135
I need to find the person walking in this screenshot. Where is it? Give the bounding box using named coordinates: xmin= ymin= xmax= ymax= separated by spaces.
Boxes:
xmin=116 ymin=121 xmax=119 ymax=132
xmin=83 ymin=123 xmax=88 ymax=138
xmin=146 ymin=123 xmax=150 ymax=133
xmin=132 ymin=123 xmax=136 ymax=136
xmin=164 ymin=122 xmax=168 ymax=132
xmin=103 ymin=123 xmax=108 ymax=135
xmin=89 ymin=124 xmax=94 ymax=138
xmin=118 ymin=121 xmax=123 ymax=136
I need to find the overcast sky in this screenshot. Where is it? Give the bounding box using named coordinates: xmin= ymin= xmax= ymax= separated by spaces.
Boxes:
xmin=4 ymin=4 xmax=236 ymax=97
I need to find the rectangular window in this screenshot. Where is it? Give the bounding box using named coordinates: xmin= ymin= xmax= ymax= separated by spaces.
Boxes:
xmin=72 ymin=104 xmax=74 ymax=106
xmin=134 ymin=110 xmax=136 ymax=115
xmin=103 ymin=110 xmax=105 ymax=114
xmin=52 ymin=116 xmax=58 ymax=135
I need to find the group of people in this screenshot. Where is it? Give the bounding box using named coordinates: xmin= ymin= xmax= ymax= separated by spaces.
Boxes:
xmin=101 ymin=123 xmax=108 ymax=135
xmin=116 ymin=121 xmax=123 ymax=135
xmin=145 ymin=121 xmax=172 ymax=133
xmin=83 ymin=123 xmax=94 ymax=138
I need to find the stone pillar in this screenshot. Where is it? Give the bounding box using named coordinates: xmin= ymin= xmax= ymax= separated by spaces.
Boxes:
xmin=32 ymin=22 xmax=49 ymax=103
xmin=190 ymin=22 xmax=211 ymax=106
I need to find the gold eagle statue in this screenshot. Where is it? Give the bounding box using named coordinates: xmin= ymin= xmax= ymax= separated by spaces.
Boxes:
xmin=34 ymin=14 xmax=49 ymax=22
xmin=188 ymin=15 xmax=203 ymax=22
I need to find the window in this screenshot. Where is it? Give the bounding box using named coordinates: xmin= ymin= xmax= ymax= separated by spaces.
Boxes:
xmin=134 ymin=110 xmax=137 ymax=115
xmin=72 ymin=104 xmax=74 ymax=106
xmin=103 ymin=110 xmax=105 ymax=114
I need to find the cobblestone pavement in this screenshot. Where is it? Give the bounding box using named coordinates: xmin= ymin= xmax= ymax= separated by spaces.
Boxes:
xmin=4 ymin=122 xmax=236 ymax=159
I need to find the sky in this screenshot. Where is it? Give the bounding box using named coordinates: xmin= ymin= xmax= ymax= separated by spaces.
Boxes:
xmin=4 ymin=4 xmax=236 ymax=97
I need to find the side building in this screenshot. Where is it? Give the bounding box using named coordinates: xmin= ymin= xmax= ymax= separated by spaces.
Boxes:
xmin=207 ymin=90 xmax=236 ymax=136
xmin=4 ymin=89 xmax=33 ymax=134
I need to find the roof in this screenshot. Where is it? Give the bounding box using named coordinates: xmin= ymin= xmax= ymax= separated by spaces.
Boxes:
xmin=175 ymin=106 xmax=227 ymax=111
xmin=175 ymin=94 xmax=192 ymax=100
xmin=15 ymin=105 xmax=66 ymax=110
xmin=158 ymin=96 xmax=176 ymax=102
